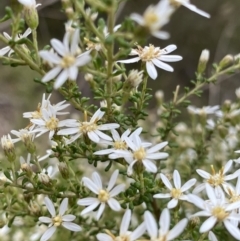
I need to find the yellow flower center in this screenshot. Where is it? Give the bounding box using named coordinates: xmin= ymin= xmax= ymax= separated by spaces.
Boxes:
xmin=133 ymin=147 xmax=146 ymax=161
xmin=46 ymin=117 xmax=59 ymax=130
xmin=98 ymin=189 xmax=110 ymax=202
xmin=113 ymin=140 xmax=127 ymax=150
xmin=61 ymin=55 xmax=76 ymax=68
xmin=207 ymin=165 xmax=225 ymax=187
xmin=170 ymin=188 xmax=182 ymax=199
xmin=143 ymin=11 xmax=159 ymax=27
xmin=52 ymin=215 xmax=62 ymax=227
xmin=80 ymin=122 xmax=98 ymax=133
xmin=137 ymin=45 xmax=161 ymax=62
xmin=115 ymin=235 xmax=130 ymax=241
xmin=152 ymin=235 xmax=168 ymax=241
xmin=211 ymin=206 xmax=229 ymax=221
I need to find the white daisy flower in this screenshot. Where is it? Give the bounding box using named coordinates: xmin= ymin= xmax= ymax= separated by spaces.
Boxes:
xmin=39 ymin=197 xmax=81 ymax=241
xmin=110 ymin=135 xmax=168 ymax=175
xmin=97 ymin=209 xmax=146 ymax=241
xmin=0 ymin=28 xmax=32 ymax=56
xmin=154 ymin=170 xmax=196 ymax=209
xmin=30 ymin=105 xmax=72 ymax=139
xmin=187 ymin=105 xmax=219 ymax=116
xmin=94 ymin=128 xmax=142 ymax=156
xmin=39 ymin=29 xmax=92 ymax=89
xmin=77 ymin=170 xmax=125 ymax=220
xmin=117 ymin=44 xmax=182 ymax=80
xmin=23 ymin=93 xmax=70 ymax=119
xmin=144 ymin=208 xmax=188 ymax=240
xmin=170 ymin=0 xmax=210 ymax=18
xmin=130 ymin=0 xmax=174 ymax=39
xmin=188 ymin=184 xmax=240 ymax=239
xmin=57 ymin=108 xmax=120 ymax=144
xmin=193 ymin=160 xmax=240 ymax=193
xmin=11 ymin=127 xmax=35 ymax=144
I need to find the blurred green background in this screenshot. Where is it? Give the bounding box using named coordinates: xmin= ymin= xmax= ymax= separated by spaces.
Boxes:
xmin=0 ymin=0 xmax=240 ymax=136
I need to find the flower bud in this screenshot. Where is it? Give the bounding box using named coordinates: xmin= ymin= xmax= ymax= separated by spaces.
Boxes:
xmin=24 ymin=6 xmax=39 ymax=30
xmin=219 ymin=55 xmax=234 ymax=70
xmin=58 ymin=162 xmax=69 ymax=179
xmin=1 ymin=134 xmax=16 ymax=162
xmin=84 ymin=73 xmax=93 ymax=82
xmin=28 ymin=201 xmax=41 ymax=216
xmin=38 ymin=173 xmax=52 ymax=186
xmin=126 ymin=70 xmax=144 ymax=88
xmin=197 ymin=49 xmax=209 ymax=74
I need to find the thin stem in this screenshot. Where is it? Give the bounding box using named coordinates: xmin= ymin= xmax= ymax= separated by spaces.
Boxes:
xmin=176 ymin=63 xmax=240 ymax=105
xmin=32 ymin=29 xmax=40 ymax=65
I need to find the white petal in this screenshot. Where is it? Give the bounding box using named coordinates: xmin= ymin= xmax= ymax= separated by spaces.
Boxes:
xmin=54 ymin=69 xmax=68 ymax=89
xmin=200 ymin=216 xmax=217 ymax=233
xmin=147 ymin=142 xmax=168 ymax=154
xmin=160 ymin=173 xmax=173 ymax=190
xmin=88 ymin=131 xmax=100 ymax=143
xmin=82 ymin=177 xmax=100 ymax=194
xmin=173 ymin=170 xmax=181 ymax=188
xmin=120 ymin=210 xmax=131 ymax=235
xmin=96 ymin=203 xmax=105 ymax=220
xmin=162 ymin=44 xmax=177 ymax=54
xmin=42 ymin=67 xmax=62 ymax=83
xmin=39 ymin=51 xmax=60 ymax=64
xmin=44 ymin=197 xmax=56 ymax=217
xmin=62 ymin=222 xmax=81 ymax=232
xmin=144 ymin=211 xmax=158 ymax=239
xmin=187 ymin=194 xmax=205 ymax=209
xmin=77 ymin=197 xmax=98 ymax=206
xmin=40 ymin=226 xmax=56 ymax=241
xmin=181 ymin=178 xmax=196 ymax=192
xmin=158 ymin=55 xmax=182 ymax=62
xmin=108 ymin=198 xmax=121 ymax=211
xmin=152 ymin=58 xmax=173 ymax=72
xmin=146 ymin=153 xmax=168 ymax=159
xmin=92 ymin=172 xmax=103 ymax=189
xmin=130 ymin=13 xmax=144 ymax=26
xmin=0 ymin=46 xmax=11 ymax=56
xmin=130 ymin=222 xmax=146 ymax=241
xmin=97 ymin=233 xmax=113 ymax=241
xmin=208 ymin=231 xmax=218 ymax=241
xmin=117 ymin=57 xmax=141 ymax=64
xmin=223 ymin=160 xmax=233 ymax=174
xmin=51 ymin=39 xmax=67 ymax=56
xmin=109 ymin=184 xmax=125 ymax=197
xmin=146 ymin=61 xmax=158 ymax=79
xmin=94 ymin=130 xmax=112 ymax=141
xmin=57 ymin=128 xmax=79 ymax=135
xmin=153 ymin=193 xmax=171 ymax=199
xmin=196 ymin=169 xmax=211 ymax=179
xmin=107 ymin=170 xmax=119 ymax=191
xmin=181 ymin=2 xmax=210 ymax=18
xmin=223 ymin=220 xmax=240 ymax=240
xmin=167 ymin=198 xmax=178 ymax=209
xmin=80 ymin=201 xmax=100 ymax=215
xmin=70 ymin=29 xmax=79 ymax=54
xmin=98 ymin=123 xmax=120 ymax=131
xmin=159 ymin=208 xmax=170 ymax=234
xmin=39 ymin=216 xmax=52 ymax=223
xmin=68 ymin=66 xmax=78 ymax=80
xmin=59 ymin=198 xmax=68 ymax=215
xmin=206 ymin=184 xmax=217 ymax=205
xmin=94 ymin=149 xmax=115 ymax=155
xmin=142 ymin=160 xmax=157 ymax=173
xmin=151 ymin=30 xmax=170 ymax=40
xmin=62 ymin=214 xmax=76 ymax=222
xmin=167 ymin=218 xmax=188 ymax=240
xmin=76 ymin=53 xmax=92 ymax=67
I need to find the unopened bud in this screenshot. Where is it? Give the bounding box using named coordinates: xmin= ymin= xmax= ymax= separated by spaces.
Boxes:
xmin=86 ymin=8 xmax=98 ymax=21
xmin=155 ymin=90 xmax=164 ymax=104
xmin=58 ymin=162 xmax=69 ymax=179
xmin=23 ymin=192 xmax=33 ymax=203
xmin=0 ymin=220 xmax=6 ymax=228
xmin=38 ymin=173 xmax=52 ymax=186
xmin=126 ymin=70 xmax=144 ymax=88
xmin=1 ymin=134 xmax=16 ymax=162
xmin=189 ymin=216 xmax=200 ymax=229
xmin=28 ymin=201 xmax=41 ymax=216
xmin=217 ymin=125 xmax=228 ymax=139
xmin=219 ymin=55 xmax=233 ymax=70
xmin=24 ymin=7 xmax=39 ymax=30
xmin=21 ymin=163 xmax=33 ymax=177
xmin=84 ymin=73 xmax=93 ymax=82
xmin=65 ymin=7 xmax=74 ymax=18
xmin=197 ymin=49 xmax=209 ymax=74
